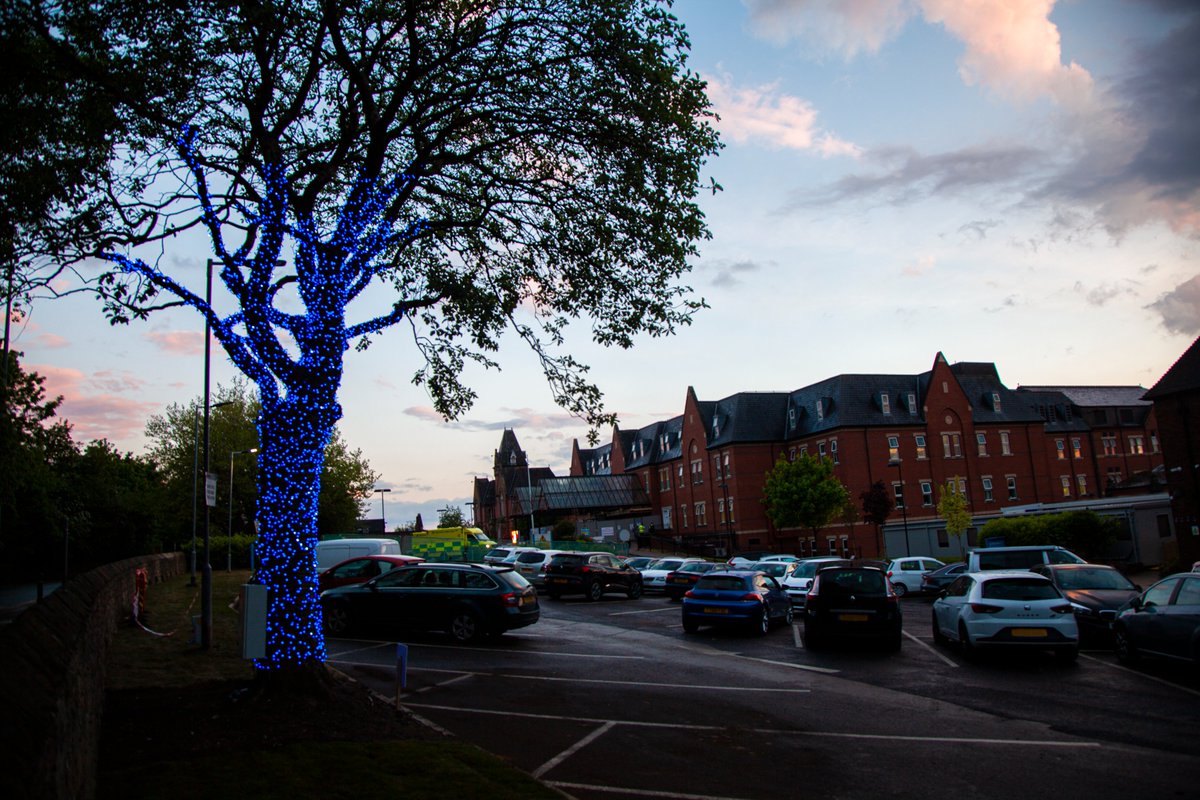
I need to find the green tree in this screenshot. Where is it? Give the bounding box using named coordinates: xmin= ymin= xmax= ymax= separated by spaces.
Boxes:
xmin=30 ymin=0 xmax=719 ymax=679
xmin=937 ymin=482 xmax=972 ymax=557
xmin=860 ymin=480 xmax=893 ymax=556
xmin=762 ymin=454 xmax=850 ymax=538
xmin=437 ymin=506 xmax=466 ymax=528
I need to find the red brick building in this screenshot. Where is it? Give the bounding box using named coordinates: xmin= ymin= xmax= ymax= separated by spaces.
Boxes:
xmin=569 ymin=353 xmax=1164 ymax=558
xmin=1144 ymin=336 xmax=1200 ymax=570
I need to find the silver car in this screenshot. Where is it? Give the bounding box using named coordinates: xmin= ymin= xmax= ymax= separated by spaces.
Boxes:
xmin=510 ymin=549 xmax=565 ymax=588
xmin=782 ymin=557 xmax=849 ymax=608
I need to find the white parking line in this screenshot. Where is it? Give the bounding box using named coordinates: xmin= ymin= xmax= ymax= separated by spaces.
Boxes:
xmin=609 ymin=606 xmax=681 ymax=616
xmin=793 ymin=623 xmax=803 ymax=648
xmin=903 ymin=630 xmax=959 ymax=668
xmin=490 ymin=673 xmax=811 ymax=693
xmin=548 ymin=780 xmax=756 ymax=800
xmin=533 ymin=721 xmax=616 ymax=778
xmin=1079 ymin=653 xmax=1200 ymax=698
xmin=731 ymin=654 xmax=840 ymax=675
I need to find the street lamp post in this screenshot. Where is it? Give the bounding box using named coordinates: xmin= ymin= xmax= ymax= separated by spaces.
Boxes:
xmin=889 ymin=458 xmax=912 ymax=557
xmin=375 ymin=488 xmax=391 ymax=533
xmin=228 ymin=448 xmax=258 ymax=571
xmin=720 ymin=481 xmax=735 ymax=557
xmin=526 ymin=456 xmax=535 ymax=543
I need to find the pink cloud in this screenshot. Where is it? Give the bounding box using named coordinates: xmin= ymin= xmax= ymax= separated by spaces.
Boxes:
xmin=31 ymin=364 xmax=158 ymax=445
xmin=746 ymin=0 xmax=912 ymax=58
xmin=35 ymin=333 xmax=70 ymax=349
xmin=144 ymin=330 xmax=205 ymax=356
xmin=705 ymin=75 xmax=861 ymax=156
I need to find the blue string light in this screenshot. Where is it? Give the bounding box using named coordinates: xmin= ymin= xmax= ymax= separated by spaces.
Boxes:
xmin=108 ymin=126 xmax=426 ymax=672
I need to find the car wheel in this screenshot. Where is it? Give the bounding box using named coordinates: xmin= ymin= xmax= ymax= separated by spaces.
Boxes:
xmin=1055 ymin=645 xmax=1079 ymax=664
xmin=893 ymin=581 xmax=908 ymax=598
xmin=754 ymin=605 xmax=770 ymax=635
xmin=322 ymin=601 xmax=351 ymax=636
xmin=931 ymin=611 xmax=948 ymax=646
xmin=958 ymin=622 xmax=976 ymax=660
xmin=682 ymin=616 xmax=699 ymax=634
xmin=1114 ymin=626 xmax=1138 ymax=664
xmin=783 ymin=605 xmax=794 ymax=625
xmin=586 ymin=580 xmax=603 ymax=602
xmin=627 ymin=581 xmax=643 ymax=599
xmin=449 ymin=609 xmax=484 ymax=643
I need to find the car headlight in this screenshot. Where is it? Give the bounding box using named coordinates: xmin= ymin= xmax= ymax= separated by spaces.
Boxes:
xmin=1070 ymin=602 xmax=1093 ymax=615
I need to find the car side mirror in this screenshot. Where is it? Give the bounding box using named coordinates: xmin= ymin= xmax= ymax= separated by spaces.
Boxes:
xmin=1133 ymin=584 xmax=1142 ymax=593
xmin=1129 ymin=596 xmax=1142 ymax=611
xmin=938 ymin=590 xmax=948 ymax=599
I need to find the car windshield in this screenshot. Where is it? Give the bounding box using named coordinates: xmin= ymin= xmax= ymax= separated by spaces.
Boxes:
xmin=819 ymin=569 xmax=886 ymax=596
xmin=794 ymin=561 xmax=832 ymax=579
xmin=1055 ymin=568 xmax=1135 ymax=591
xmin=650 ymin=559 xmax=685 ymax=571
xmin=679 ymin=562 xmax=712 ymax=574
xmin=754 ymin=562 xmax=789 ymax=577
xmin=695 ymin=575 xmax=749 ymax=592
xmin=981 ymin=578 xmax=1060 ymax=601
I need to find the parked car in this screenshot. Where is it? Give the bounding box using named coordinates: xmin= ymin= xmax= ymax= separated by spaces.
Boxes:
xmin=317 ymin=554 xmax=424 ymax=592
xmin=641 ymin=557 xmax=707 ymax=593
xmin=751 ymin=560 xmax=799 ymax=582
xmin=1113 ymin=572 xmax=1200 ymax=666
xmin=621 ymin=555 xmax=658 ymax=570
xmin=726 ymin=551 xmax=775 ymax=568
xmin=758 ymin=554 xmax=800 ymax=563
xmin=885 ymin=556 xmax=946 ymax=597
xmin=932 ymin=572 xmax=1079 ymax=662
xmin=781 ymin=557 xmax=852 ymax=608
xmin=510 ymin=549 xmax=566 ymax=588
xmin=314 ymin=537 xmax=403 ymax=571
xmin=484 ymin=545 xmax=540 ymax=565
xmin=920 ymin=562 xmax=968 ymax=595
xmin=965 ymin=545 xmax=1085 ymax=572
xmin=664 ymin=561 xmax=723 ymax=600
xmin=681 ymin=571 xmax=793 ymax=634
xmin=803 ymin=564 xmax=902 ymax=651
xmin=1029 ymin=563 xmax=1141 ymax=642
xmin=320 ymin=562 xmax=539 ymax=642
xmin=544 ymin=551 xmax=644 ymax=600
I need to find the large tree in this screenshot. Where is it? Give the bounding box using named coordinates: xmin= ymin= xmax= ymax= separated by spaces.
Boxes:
xmin=27 ymin=0 xmax=719 ymax=677
xmin=762 ymin=454 xmax=850 ymax=539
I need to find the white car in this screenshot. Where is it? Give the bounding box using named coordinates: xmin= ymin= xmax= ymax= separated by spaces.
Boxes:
xmin=781 ymin=557 xmax=848 ymax=608
xmin=932 ymin=571 xmax=1079 ymax=662
xmin=751 ymin=560 xmax=798 ymax=581
xmin=726 ymin=551 xmax=774 ymax=568
xmin=510 ymin=549 xmax=566 ymax=587
xmin=758 ymin=554 xmax=800 ymax=563
xmin=641 ymin=557 xmax=707 ymax=593
xmin=885 ymin=556 xmax=945 ymax=597
xmin=485 ymin=545 xmax=540 ymax=565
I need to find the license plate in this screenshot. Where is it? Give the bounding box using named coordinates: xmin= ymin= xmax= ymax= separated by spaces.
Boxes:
xmin=703 ymin=607 xmax=729 ymax=615
xmin=1011 ymin=628 xmax=1048 ymax=638
xmin=838 ymin=613 xmax=868 ymax=622
xmin=549 ymin=577 xmax=567 ymax=584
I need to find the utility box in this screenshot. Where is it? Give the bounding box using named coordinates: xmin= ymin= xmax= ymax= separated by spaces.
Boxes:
xmin=239 ymin=583 xmax=269 ymax=659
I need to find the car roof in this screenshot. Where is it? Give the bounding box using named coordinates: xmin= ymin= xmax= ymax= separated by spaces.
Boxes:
xmin=966 ymin=570 xmax=1050 ymax=581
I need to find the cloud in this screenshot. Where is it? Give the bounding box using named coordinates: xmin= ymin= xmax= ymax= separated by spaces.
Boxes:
xmin=1147 ymin=274 xmax=1200 ymax=336
xmin=143 ymin=330 xmax=204 ymax=356
xmin=902 ymin=254 xmax=936 ymax=277
xmin=743 ymin=0 xmax=913 ymax=59
xmin=403 ymin=406 xmax=580 ymax=431
xmin=34 ymin=333 xmax=70 ymax=349
xmin=958 ymin=219 xmax=1000 ymax=240
xmin=704 ymin=74 xmax=861 ymax=156
xmin=919 ymin=0 xmax=1094 ymax=108
xmin=30 ymin=364 xmax=159 ymax=444
xmin=1074 ymin=281 xmax=1136 ymax=307
xmin=708 ymin=258 xmax=765 ymax=289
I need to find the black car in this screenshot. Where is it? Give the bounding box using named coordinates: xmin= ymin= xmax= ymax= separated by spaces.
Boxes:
xmin=320 ymin=562 xmax=539 ymax=643
xmin=1114 ymin=572 xmax=1200 ymax=666
xmin=664 ymin=561 xmax=723 ymax=600
xmin=545 ymin=551 xmax=644 ymax=600
xmin=920 ymin=562 xmax=967 ymax=595
xmin=1029 ymin=563 xmax=1141 ymax=641
xmin=803 ymin=565 xmax=902 ymax=651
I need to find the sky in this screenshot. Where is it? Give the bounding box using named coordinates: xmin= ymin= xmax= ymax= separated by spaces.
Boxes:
xmin=11 ymin=0 xmax=1200 ymax=530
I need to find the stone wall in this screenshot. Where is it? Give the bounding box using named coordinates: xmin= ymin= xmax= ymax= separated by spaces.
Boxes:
xmin=0 ymin=552 xmax=184 ymax=800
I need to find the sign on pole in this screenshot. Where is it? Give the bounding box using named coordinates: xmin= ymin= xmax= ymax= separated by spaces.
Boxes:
xmin=205 ymin=472 xmax=218 ymax=507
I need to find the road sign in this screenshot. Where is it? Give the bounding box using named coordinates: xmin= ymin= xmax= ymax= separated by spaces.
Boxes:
xmin=205 ymin=472 xmax=218 ymax=507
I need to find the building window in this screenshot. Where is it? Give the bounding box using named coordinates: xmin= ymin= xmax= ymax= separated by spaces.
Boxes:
xmin=659 ymin=467 xmax=670 ymax=491
xmin=717 ymin=498 xmax=726 ymax=524
xmin=1072 ymin=438 xmax=1082 ymax=459
xmin=914 ymin=434 xmax=927 ymax=460
xmin=977 ymin=432 xmax=988 ymax=456
xmin=888 ymin=435 xmax=900 ymax=461
xmin=830 ymin=439 xmax=838 ymax=464
xmin=1151 ymin=433 xmax=1160 ymax=453
xmin=816 ymin=399 xmax=824 ymax=421
xmin=1056 ymin=439 xmax=1066 ymax=460
xmin=695 ymin=502 xmax=707 ymax=527
xmin=788 ymin=447 xmax=796 ymax=461
xmin=992 ymin=392 xmax=1002 ymax=412
xmin=840 ymin=535 xmax=850 ymax=558
xmin=713 ymin=455 xmax=722 ymax=480
xmin=827 ymin=537 xmax=838 ymax=555
xmin=800 ymin=444 xmax=808 ymax=455
xmin=723 ymin=452 xmax=731 ymax=477
xmin=1007 ymin=476 xmax=1018 ymax=501
xmin=1000 ymin=431 xmax=1011 ymax=456
xmin=677 ymin=464 xmax=684 ymax=480
xmin=691 ymin=460 xmax=703 ymax=485
xmin=982 ymin=477 xmax=994 ymax=503
xmin=921 ymin=481 xmax=933 ymax=506
xmin=712 ymin=417 xmax=720 ymax=438
xmin=680 ymin=505 xmax=687 ymax=528
xmin=893 ymin=481 xmax=905 ymax=510
xmin=942 ymin=433 xmax=962 ymax=458
xmin=956 ymin=477 xmax=967 ymax=496
xmin=728 ymin=499 xmax=736 ymax=523
xmin=907 ymin=392 xmax=917 ymax=414
xmin=1061 ymin=476 xmax=1071 ymax=497
xmin=881 ymin=393 xmax=890 ymax=415
xmin=818 ymin=441 xmax=827 ymax=458
xmin=1077 ymin=474 xmax=1088 ymax=495
xmin=1106 ymin=466 xmax=1122 ymax=486
xmin=1102 ymin=434 xmax=1117 ymax=456
xmin=1129 ymin=436 xmax=1145 ymax=455
xmin=788 ymin=407 xmax=796 ymax=428
xmin=661 ymin=506 xmax=672 ymax=529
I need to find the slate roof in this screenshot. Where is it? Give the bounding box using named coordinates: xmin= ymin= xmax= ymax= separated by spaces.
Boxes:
xmin=1144 ymin=336 xmax=1200 ymax=399
xmin=1022 ymin=385 xmax=1152 ymax=407
xmin=528 ymin=475 xmax=651 ymax=512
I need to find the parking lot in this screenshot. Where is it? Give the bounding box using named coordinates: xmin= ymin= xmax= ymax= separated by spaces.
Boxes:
xmin=330 ymin=592 xmax=1200 ymax=799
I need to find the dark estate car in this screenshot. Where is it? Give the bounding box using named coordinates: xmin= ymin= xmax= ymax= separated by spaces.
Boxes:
xmin=320 ymin=562 xmax=539 ymax=643
xmin=1114 ymin=572 xmax=1200 ymax=666
xmin=803 ymin=565 xmax=903 ymax=651
xmin=317 ymin=554 xmax=424 ymax=593
xmin=681 ymin=570 xmax=793 ymax=634
xmin=919 ymin=562 xmax=967 ymax=595
xmin=664 ymin=561 xmax=724 ymax=600
xmin=545 ymin=551 xmax=644 ymax=600
xmin=1029 ymin=563 xmax=1141 ymax=641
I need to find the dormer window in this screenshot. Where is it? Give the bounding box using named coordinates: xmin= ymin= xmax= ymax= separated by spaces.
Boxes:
xmin=907 ymin=392 xmax=917 ymax=414
xmin=815 ymin=399 xmax=824 ymax=421
xmin=788 ymin=407 xmax=796 ymax=427
xmin=712 ymin=417 xmax=721 ymax=438
xmin=992 ymin=392 xmax=1002 ymax=412
xmin=881 ymin=393 xmax=891 ymax=415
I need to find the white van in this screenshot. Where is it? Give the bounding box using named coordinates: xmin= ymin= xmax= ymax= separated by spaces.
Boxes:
xmin=966 ymin=545 xmax=1084 ymax=572
xmin=315 ymin=538 xmax=403 ymax=570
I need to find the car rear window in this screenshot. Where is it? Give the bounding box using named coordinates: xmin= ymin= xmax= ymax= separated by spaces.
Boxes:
xmin=981 ymin=578 xmax=1060 ymax=601
xmin=493 ymin=570 xmax=529 ymax=590
xmin=516 ymin=552 xmax=546 ymax=564
xmin=977 ymin=551 xmax=1045 ymax=570
xmin=550 ymin=554 xmax=586 ymax=566
xmin=820 ymin=570 xmax=886 ymax=595
xmin=695 ymin=575 xmax=749 ymax=591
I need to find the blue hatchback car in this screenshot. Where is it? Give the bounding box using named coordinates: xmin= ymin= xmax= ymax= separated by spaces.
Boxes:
xmin=681 ymin=570 xmax=794 ymax=635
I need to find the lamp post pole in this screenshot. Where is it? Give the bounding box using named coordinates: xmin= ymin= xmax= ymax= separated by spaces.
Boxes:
xmin=228 ymin=448 xmax=258 ymax=571
xmin=526 ymin=457 xmax=535 ymax=543
xmin=720 ymin=481 xmax=735 ymax=557
xmin=890 ymin=458 xmax=911 ymax=557
xmin=201 ymin=258 xmax=216 ymax=649
xmin=374 ymin=488 xmax=391 ymax=533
